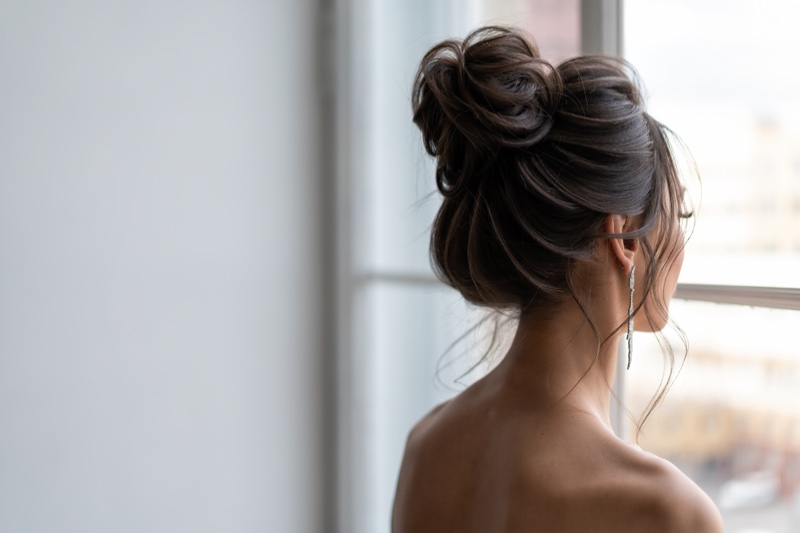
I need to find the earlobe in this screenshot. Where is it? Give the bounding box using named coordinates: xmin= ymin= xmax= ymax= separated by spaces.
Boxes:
xmin=604 ymin=214 xmax=637 ymax=274
xmin=615 ymin=243 xmax=637 ymax=276
xmin=622 ymin=238 xmax=639 ymax=272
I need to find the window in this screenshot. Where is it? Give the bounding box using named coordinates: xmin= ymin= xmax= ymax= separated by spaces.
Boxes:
xmin=626 ymin=0 xmax=800 ymax=288
xmin=625 ymin=2 xmax=800 ymax=530
xmin=335 ymin=1 xmax=800 ymax=532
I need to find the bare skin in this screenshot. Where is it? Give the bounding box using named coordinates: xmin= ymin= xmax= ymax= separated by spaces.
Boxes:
xmin=392 ymin=215 xmax=723 ymax=532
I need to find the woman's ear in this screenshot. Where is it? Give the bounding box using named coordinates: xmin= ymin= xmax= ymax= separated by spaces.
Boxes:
xmin=604 ymin=214 xmax=638 ymax=275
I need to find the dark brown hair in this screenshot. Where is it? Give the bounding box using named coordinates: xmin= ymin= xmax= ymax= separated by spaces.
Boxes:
xmin=412 ymin=26 xmax=693 ymax=434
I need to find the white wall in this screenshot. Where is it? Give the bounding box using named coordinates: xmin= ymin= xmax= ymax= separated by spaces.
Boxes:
xmin=0 ymin=1 xmax=324 ymax=531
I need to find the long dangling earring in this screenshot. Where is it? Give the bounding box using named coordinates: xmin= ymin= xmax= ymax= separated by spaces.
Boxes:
xmin=626 ymin=265 xmax=635 ymax=370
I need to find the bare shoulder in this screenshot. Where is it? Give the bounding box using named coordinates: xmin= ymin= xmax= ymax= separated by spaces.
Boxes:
xmin=405 ymin=399 xmax=451 ymax=446
xmin=391 ymin=400 xmax=453 ymax=533
xmin=622 ymin=447 xmax=724 ymax=533
xmin=509 ymin=425 xmax=724 ymax=533
xmin=395 ymin=398 xmax=459 ymax=474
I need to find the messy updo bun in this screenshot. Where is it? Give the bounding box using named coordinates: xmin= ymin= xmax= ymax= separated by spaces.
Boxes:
xmin=413 ymin=26 xmax=562 ymax=198
xmin=412 ymin=26 xmax=688 ymax=320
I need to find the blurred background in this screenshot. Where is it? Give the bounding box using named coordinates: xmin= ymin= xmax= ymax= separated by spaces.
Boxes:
xmin=1 ymin=1 xmax=799 ymax=532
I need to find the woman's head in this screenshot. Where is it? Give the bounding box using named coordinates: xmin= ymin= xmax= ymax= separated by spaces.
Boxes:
xmin=412 ymin=26 xmax=690 ymax=334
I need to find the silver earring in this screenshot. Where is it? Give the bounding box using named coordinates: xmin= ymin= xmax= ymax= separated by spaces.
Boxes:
xmin=626 ymin=265 xmax=635 ymax=370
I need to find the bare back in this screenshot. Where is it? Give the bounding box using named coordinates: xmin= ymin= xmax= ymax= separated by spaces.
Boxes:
xmin=391 ymin=379 xmax=723 ymax=533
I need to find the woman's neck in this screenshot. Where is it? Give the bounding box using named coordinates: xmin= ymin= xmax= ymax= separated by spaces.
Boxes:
xmin=489 ymin=296 xmax=626 ymax=433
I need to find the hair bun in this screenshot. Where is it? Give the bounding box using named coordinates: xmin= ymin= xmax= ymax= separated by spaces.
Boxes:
xmin=413 ymin=27 xmax=562 ymax=149
xmin=412 ymin=27 xmax=562 ymax=195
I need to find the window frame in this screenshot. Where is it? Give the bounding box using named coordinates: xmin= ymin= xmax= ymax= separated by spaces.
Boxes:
xmin=331 ymin=1 xmax=800 ymax=531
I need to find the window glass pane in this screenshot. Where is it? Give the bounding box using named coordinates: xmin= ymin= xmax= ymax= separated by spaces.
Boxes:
xmin=625 ymin=0 xmax=800 ymax=288
xmin=626 ymin=300 xmax=800 ymax=532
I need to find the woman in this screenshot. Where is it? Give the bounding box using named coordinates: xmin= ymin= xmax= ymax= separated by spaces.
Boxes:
xmin=392 ymin=27 xmax=723 ymax=532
